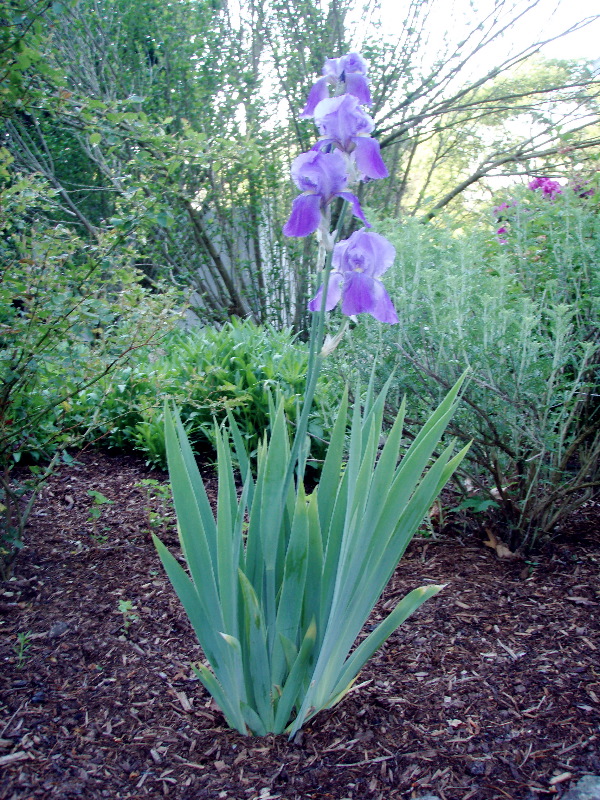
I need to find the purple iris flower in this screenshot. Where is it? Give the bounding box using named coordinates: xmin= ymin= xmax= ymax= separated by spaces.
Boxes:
xmin=283 ymin=150 xmax=370 ymax=238
xmin=308 ymin=229 xmax=398 ymax=323
xmin=301 ymin=52 xmax=372 ymax=118
xmin=312 ymin=94 xmax=388 ymax=181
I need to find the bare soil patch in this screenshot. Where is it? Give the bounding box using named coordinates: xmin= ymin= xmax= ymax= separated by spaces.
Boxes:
xmin=1 ymin=451 xmax=599 ymax=800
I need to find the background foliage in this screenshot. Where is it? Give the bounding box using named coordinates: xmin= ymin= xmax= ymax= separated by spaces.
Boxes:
xmin=1 ymin=0 xmax=599 ymax=573
xmin=328 ymin=184 xmax=600 ymax=547
xmin=2 ymin=0 xmax=598 ymax=325
xmin=77 ymin=319 xmax=334 ymax=469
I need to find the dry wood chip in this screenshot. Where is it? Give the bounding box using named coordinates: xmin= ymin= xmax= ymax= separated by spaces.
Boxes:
xmin=566 ymin=596 xmax=596 ymax=606
xmin=175 ymin=691 xmax=193 ymax=712
xmin=0 ymin=751 xmax=29 ymax=767
xmin=549 ymin=772 xmax=573 ymax=785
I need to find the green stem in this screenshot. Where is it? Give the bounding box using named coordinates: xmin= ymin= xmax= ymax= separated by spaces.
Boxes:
xmin=282 ymin=201 xmax=349 ymax=496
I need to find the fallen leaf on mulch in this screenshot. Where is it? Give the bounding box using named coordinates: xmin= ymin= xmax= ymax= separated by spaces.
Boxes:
xmin=483 ymin=528 xmax=519 ymax=559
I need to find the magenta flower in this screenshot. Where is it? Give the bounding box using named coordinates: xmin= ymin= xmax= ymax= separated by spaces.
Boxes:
xmin=301 ymin=52 xmax=372 ymax=118
xmin=528 ymin=177 xmax=562 ymax=199
xmin=496 ymin=226 xmax=509 ymax=245
xmin=308 ymin=229 xmax=398 ymax=323
xmin=493 ymin=202 xmax=512 ymax=216
xmin=283 ymin=150 xmax=369 ymax=238
xmin=312 ymin=94 xmax=388 ymax=180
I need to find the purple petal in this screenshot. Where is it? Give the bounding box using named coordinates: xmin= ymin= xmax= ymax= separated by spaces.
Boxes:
xmin=323 ymin=58 xmax=342 ymax=79
xmin=344 ymin=72 xmax=372 ymax=105
xmin=291 ymin=149 xmax=348 ymax=197
xmin=314 ymin=95 xmax=374 ymax=150
xmin=352 ymin=136 xmax=388 ymax=180
xmin=333 ymin=229 xmax=395 ymax=278
xmin=283 ymin=194 xmax=322 ymax=238
xmin=340 ymin=53 xmax=368 ymax=76
xmin=308 ymin=272 xmax=343 ymax=312
xmin=341 ymin=273 xmax=398 ymax=323
xmin=337 ymin=191 xmax=371 ymax=227
xmin=300 ymin=77 xmax=330 ymax=118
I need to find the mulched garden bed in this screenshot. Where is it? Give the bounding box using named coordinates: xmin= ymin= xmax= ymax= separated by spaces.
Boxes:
xmin=1 ymin=450 xmax=599 ymax=800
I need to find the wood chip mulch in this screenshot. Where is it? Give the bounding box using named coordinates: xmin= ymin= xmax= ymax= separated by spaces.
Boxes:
xmin=1 ymin=451 xmax=599 ymax=800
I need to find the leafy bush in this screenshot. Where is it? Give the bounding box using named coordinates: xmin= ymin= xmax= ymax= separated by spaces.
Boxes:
xmin=0 ymin=160 xmax=180 ymax=576
xmin=79 ymin=319 xmax=337 ymax=468
xmin=332 ymin=189 xmax=599 ymax=548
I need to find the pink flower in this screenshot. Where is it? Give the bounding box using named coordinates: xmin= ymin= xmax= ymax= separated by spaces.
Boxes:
xmin=528 ymin=177 xmax=562 ymax=199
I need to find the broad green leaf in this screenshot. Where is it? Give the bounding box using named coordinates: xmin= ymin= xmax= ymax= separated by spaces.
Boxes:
xmin=275 ymin=619 xmax=317 ymax=733
xmin=164 ymin=410 xmax=221 ymax=620
xmin=240 ymin=702 xmax=267 ymax=736
xmin=215 ymin=424 xmax=239 ymax=633
xmin=301 ymin=491 xmax=323 ymax=635
xmin=327 ymin=585 xmax=445 ymax=705
xmin=278 ymin=633 xmax=298 ymax=674
xmin=272 ymin=484 xmax=310 ymax=686
xmin=169 ymin=405 xmax=217 ymax=564
xmin=152 ymin=535 xmax=238 ymax=696
xmin=192 ymin=662 xmax=246 ymax=735
xmin=244 ymin=438 xmax=267 ymax=596
xmin=238 ymin=570 xmax=274 ymax=730
xmin=226 ymin=410 xmax=254 ymax=505
xmin=316 ymin=386 xmax=348 ymax=543
xmin=258 ymin=401 xmax=289 ymax=570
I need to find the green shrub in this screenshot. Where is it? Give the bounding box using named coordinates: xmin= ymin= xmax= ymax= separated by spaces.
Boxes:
xmin=79 ymin=319 xmax=337 ymax=469
xmin=331 ymin=190 xmax=599 ymax=549
xmin=0 ymin=162 xmax=180 ymax=576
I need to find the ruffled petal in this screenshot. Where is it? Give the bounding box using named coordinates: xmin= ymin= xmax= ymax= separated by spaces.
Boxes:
xmin=352 ymin=136 xmax=388 ymax=180
xmin=340 ymin=53 xmax=369 ymax=76
xmin=300 ymin=77 xmax=330 ymax=118
xmin=314 ymin=95 xmax=374 ymax=150
xmin=344 ymin=72 xmax=372 ymax=105
xmin=308 ymin=271 xmax=343 ymax=313
xmin=341 ymin=273 xmax=398 ymax=323
xmin=291 ymin=149 xmax=348 ymax=197
xmin=283 ymin=194 xmax=322 ymax=238
xmin=334 ymin=229 xmax=395 ymax=278
xmin=337 ymin=191 xmax=371 ymax=227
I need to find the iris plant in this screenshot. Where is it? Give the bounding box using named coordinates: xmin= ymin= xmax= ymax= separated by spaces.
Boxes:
xmin=154 ymin=52 xmax=467 ymax=738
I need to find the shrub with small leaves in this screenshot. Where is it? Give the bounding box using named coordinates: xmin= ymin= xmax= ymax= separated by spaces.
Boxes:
xmin=333 ymin=196 xmax=599 ymax=548
xmin=0 ymin=159 xmax=180 ymax=577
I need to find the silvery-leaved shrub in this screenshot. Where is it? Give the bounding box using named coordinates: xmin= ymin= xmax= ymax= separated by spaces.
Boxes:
xmin=154 ymin=53 xmax=468 ymax=737
xmin=336 ymin=185 xmax=599 ymax=549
